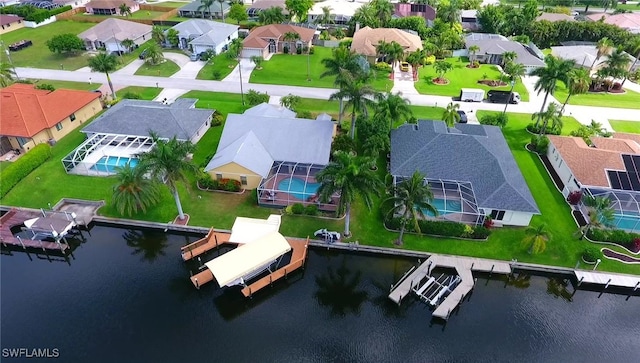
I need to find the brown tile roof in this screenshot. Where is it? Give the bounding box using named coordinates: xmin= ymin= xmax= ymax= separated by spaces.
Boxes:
xmin=242 ymin=24 xmax=315 ymax=49
xmin=0 ymin=15 xmax=23 ymax=26
xmin=548 ymin=135 xmax=626 ymax=188
xmin=614 ymin=132 xmax=640 ymax=148
xmin=0 ymin=84 xmax=100 ymax=138
xmin=591 ymin=137 xmax=640 ymax=154
xmin=351 ymin=26 xmax=423 ymax=57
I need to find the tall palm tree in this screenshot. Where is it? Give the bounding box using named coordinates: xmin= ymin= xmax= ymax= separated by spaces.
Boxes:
xmin=376 ymin=40 xmax=390 ymax=62
xmin=603 ymin=47 xmax=631 ymax=85
xmin=623 ymin=37 xmax=640 ymax=86
xmin=437 ymin=0 xmax=461 ymax=28
xmin=579 ymin=195 xmax=615 ymax=238
xmin=386 ymin=41 xmax=405 ymax=67
xmin=316 ymin=151 xmax=383 ymax=237
xmin=468 ymin=44 xmax=480 ymax=63
xmin=503 ymin=61 xmax=526 ymax=114
xmin=591 ymin=37 xmax=614 ymax=71
xmin=522 ymin=224 xmax=550 ymax=254
xmin=384 ymin=171 xmax=437 ymax=246
xmin=561 ymin=67 xmax=591 ymax=112
xmin=501 ymin=51 xmax=517 ymax=67
xmin=0 ymin=61 xmax=16 ymax=87
xmin=120 ymin=38 xmax=135 ymax=53
xmin=119 ymin=3 xmax=132 ymax=17
xmin=406 ymin=48 xmax=425 ymax=72
xmin=88 ymin=52 xmax=118 ymax=99
xmin=144 ymin=43 xmax=164 ymax=65
xmin=374 ymin=91 xmax=413 ymax=131
xmin=151 ymin=25 xmax=166 ymax=45
xmin=282 ymin=31 xmax=300 ymax=54
xmin=137 ymin=134 xmax=197 ymax=220
xmin=314 ymin=5 xmax=334 ymax=26
xmin=198 ymin=0 xmax=214 ymax=19
xmin=329 ymin=69 xmax=378 ymax=139
xmin=532 ymin=102 xmax=563 ymax=136
xmin=112 ymin=164 xmax=161 ymax=216
xmin=442 ymin=102 xmax=460 ymax=127
xmin=530 ymin=55 xmax=575 ymax=126
xmin=321 ymin=47 xmax=364 ymax=124
xmin=217 ymin=0 xmax=227 ymax=21
xmin=259 ymin=6 xmax=286 ymax=24
xmin=371 ymin=0 xmax=394 ymax=27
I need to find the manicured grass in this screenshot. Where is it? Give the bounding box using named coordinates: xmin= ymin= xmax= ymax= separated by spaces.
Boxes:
xmin=249 ymin=47 xmax=393 ymax=91
xmin=553 ymin=82 xmax=640 ymax=109
xmin=196 ymin=53 xmax=238 ymax=80
xmin=26 ymin=79 xmax=100 ymax=91
xmin=180 ymin=91 xmax=249 ymax=117
xmin=117 ymin=86 xmax=162 ymax=100
xmin=88 ymin=11 xmax=168 ymax=20
xmin=134 ymin=59 xmax=180 ymax=77
xmin=415 ymin=57 xmax=530 ymax=101
xmin=146 ymin=1 xmax=190 ymax=8
xmin=609 ymin=120 xmax=640 ymax=133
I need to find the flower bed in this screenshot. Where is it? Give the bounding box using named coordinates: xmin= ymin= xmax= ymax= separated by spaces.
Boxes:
xmin=586 ymin=228 xmax=640 ymax=254
xmin=197 ymin=174 xmax=242 ymax=193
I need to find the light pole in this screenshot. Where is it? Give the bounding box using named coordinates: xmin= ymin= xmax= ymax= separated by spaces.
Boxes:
xmin=2 ymin=43 xmax=19 ymax=81
xmin=238 ymin=57 xmax=245 ymax=105
xmin=502 ymin=79 xmax=515 ymax=115
xmin=593 ymin=259 xmax=602 ymax=271
xmin=306 ymin=46 xmax=311 ymax=82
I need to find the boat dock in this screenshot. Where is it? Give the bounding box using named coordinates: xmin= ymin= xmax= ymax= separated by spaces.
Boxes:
xmin=389 ymin=254 xmax=512 ymax=320
xmin=574 ymin=270 xmax=640 ymax=290
xmin=181 ymin=227 xmax=233 ymax=261
xmin=0 ymin=208 xmax=75 ymax=252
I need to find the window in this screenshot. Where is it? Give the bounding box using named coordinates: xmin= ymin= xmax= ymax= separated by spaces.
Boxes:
xmin=17 ymin=137 xmax=29 ymax=147
xmin=240 ymin=176 xmax=247 ymax=185
xmin=216 ymin=173 xmax=222 ymax=181
xmin=490 ymin=210 xmax=505 ymax=220
xmin=55 ymin=123 xmax=63 ymax=131
xmin=70 ymin=113 xmax=76 ymax=122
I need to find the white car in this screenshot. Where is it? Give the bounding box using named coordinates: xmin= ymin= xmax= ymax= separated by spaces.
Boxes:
xmin=314 ymin=229 xmax=341 ymax=241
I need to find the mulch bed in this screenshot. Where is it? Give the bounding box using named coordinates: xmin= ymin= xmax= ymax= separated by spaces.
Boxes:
xmin=602 ymin=248 xmax=640 ymax=263
xmin=477 ymin=79 xmax=507 ymax=87
xmin=432 ymin=78 xmax=449 ymax=85
xmin=572 ymin=211 xmax=587 ymax=227
xmin=173 ymin=214 xmax=190 ymax=226
xmin=538 ymin=152 xmax=566 ymax=191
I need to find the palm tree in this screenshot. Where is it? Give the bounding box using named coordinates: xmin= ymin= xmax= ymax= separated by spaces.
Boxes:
xmin=216 ymin=0 xmax=226 ymax=21
xmin=386 ymin=41 xmax=405 ymax=67
xmin=282 ymin=31 xmax=300 ymax=54
xmin=502 ymin=61 xmax=526 ymax=114
xmin=468 ymin=44 xmax=480 ymax=63
xmin=321 ymin=47 xmax=364 ymax=125
xmin=329 ymin=69 xmax=378 ymax=139
xmin=315 ymin=151 xmax=383 ymax=237
xmin=0 ymin=61 xmax=16 ymax=87
xmin=259 ymin=6 xmax=286 ymax=24
xmin=137 ymin=134 xmax=197 ymax=221
xmin=198 ymin=0 xmax=214 ymax=19
xmin=437 ymin=0 xmax=461 ymax=27
xmin=532 ymin=102 xmax=563 ymax=136
xmin=120 ymin=38 xmax=135 ymax=53
xmin=433 ymin=60 xmax=453 ymax=83
xmin=579 ymin=195 xmax=615 ymax=238
xmin=603 ymin=47 xmax=631 ymax=86
xmin=442 ymin=102 xmax=460 ymax=127
xmin=112 ymin=164 xmax=161 ymax=216
xmin=530 ymin=55 xmax=575 ymax=126
xmin=384 ymin=171 xmax=437 ymax=245
xmin=591 ymin=37 xmax=614 ymax=71
xmin=376 ymin=40 xmax=390 ymax=63
xmin=501 ymin=51 xmax=517 ymax=67
xmin=371 ymin=0 xmax=394 ymax=27
xmin=88 ymin=52 xmax=118 ymax=99
xmin=374 ymin=92 xmax=413 ymax=131
xmin=144 ymin=43 xmax=164 ymax=65
xmin=522 ymin=224 xmax=550 ymax=254
xmin=406 ymin=49 xmax=425 ymax=72
xmin=119 ymin=3 xmax=132 ymax=17
xmin=623 ymin=37 xmax=640 ymax=86
xmin=152 ymin=25 xmax=166 ymax=45
xmin=561 ymin=67 xmax=591 ymax=112
xmin=314 ymin=5 xmax=334 ymax=26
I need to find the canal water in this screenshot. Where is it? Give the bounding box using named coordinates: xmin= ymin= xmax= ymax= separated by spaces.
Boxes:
xmin=1 ymin=224 xmax=639 ymax=363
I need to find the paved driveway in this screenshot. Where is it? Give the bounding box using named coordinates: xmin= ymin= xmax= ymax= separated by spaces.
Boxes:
xmin=113 ymin=59 xmax=144 ymax=76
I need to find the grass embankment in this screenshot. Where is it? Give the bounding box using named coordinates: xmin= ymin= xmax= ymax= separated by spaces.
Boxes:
xmin=134 ymin=60 xmax=180 ymax=77
xmin=117 ymin=86 xmax=163 ymax=100
xmin=609 ymin=120 xmax=640 ymax=133
xmin=196 ymin=53 xmax=238 ymax=80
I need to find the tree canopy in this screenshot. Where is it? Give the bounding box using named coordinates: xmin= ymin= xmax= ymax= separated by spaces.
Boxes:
xmin=46 ymin=33 xmax=85 ymax=54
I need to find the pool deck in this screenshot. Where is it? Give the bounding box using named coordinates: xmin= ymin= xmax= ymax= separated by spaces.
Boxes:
xmin=258 ymin=172 xmax=339 ymax=212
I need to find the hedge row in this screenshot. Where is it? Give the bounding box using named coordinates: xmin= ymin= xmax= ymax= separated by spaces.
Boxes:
xmin=0 ymin=143 xmax=51 ymax=197
xmin=587 ymin=228 xmax=640 ymax=253
xmin=386 ymin=217 xmax=491 ymax=240
xmin=0 ymin=5 xmax=71 ymax=23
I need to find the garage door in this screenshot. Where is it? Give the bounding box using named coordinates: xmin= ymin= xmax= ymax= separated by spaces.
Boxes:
xmin=242 ymin=48 xmax=263 ymax=58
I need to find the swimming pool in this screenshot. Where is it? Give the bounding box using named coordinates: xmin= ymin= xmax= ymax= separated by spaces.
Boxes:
xmin=90 ymin=156 xmax=138 ymax=174
xmin=610 ymin=211 xmax=640 ymax=232
xmin=419 ymin=198 xmax=462 ymax=217
xmin=277 ymin=177 xmax=320 ymax=200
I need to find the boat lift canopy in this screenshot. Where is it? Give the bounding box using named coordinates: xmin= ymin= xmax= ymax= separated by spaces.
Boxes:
xmin=23 ymin=217 xmax=75 ymax=237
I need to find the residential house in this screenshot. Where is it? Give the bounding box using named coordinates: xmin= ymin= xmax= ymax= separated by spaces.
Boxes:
xmin=587 ymin=12 xmax=640 ymax=34
xmin=168 ymin=19 xmax=239 ymax=55
xmin=246 ymin=0 xmax=287 ymax=18
xmin=546 ymin=135 xmax=640 ymax=232
xmin=461 ymin=9 xmax=479 ymax=31
xmin=85 ymin=0 xmax=139 ymax=15
xmin=307 ymin=0 xmax=367 ymax=25
xmin=0 ymin=0 xmax=20 ymax=7
xmin=351 ymin=26 xmax=423 ymax=63
xmin=390 ymin=120 xmax=540 ymax=226
xmin=536 ymin=12 xmax=576 ymax=22
xmin=78 ymin=18 xmax=152 ymax=53
xmin=464 ymin=33 xmax=545 ymax=74
xmin=393 ymin=2 xmax=436 ymax=26
xmin=204 ymin=103 xmax=336 ymax=210
xmin=0 ymin=84 xmax=102 ymax=154
xmin=53 ymin=0 xmax=91 ymax=9
xmin=0 ymin=14 xmax=23 ymax=35
xmin=241 ymin=24 xmax=315 ymax=58
xmin=551 ymin=44 xmax=638 ymax=73
xmin=178 ymin=0 xmax=231 ymax=19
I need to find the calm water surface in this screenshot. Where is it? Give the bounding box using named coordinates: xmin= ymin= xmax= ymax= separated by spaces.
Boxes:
xmin=1 ymin=224 xmax=639 ymax=363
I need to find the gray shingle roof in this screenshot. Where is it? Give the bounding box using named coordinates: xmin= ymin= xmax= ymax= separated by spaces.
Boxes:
xmin=81 ymin=99 xmax=214 ymax=140
xmin=179 ymin=0 xmax=230 ymax=13
xmin=170 ymin=19 xmax=238 ymax=47
xmin=390 ymin=120 xmax=539 ymax=214
xmin=79 ymin=18 xmax=151 ymax=42
xmin=243 ymin=103 xmax=296 ymax=118
xmin=205 ymin=130 xmax=274 ymax=177
xmin=465 ymin=36 xmax=545 ymax=67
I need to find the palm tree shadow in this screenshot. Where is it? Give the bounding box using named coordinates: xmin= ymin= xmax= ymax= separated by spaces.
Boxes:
xmin=546 ymin=277 xmax=573 ymax=302
xmin=122 ymin=228 xmax=169 ymax=263
xmin=370 ymin=279 xmax=413 ymax=318
xmin=500 ymin=273 xmax=532 ymax=289
xmin=315 ymin=259 xmax=368 ymax=317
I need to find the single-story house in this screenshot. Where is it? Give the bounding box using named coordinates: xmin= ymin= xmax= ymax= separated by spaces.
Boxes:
xmin=53 ymin=0 xmax=91 ymax=9
xmin=204 ymin=103 xmax=336 ymax=210
xmin=0 ymin=0 xmax=20 ymax=7
xmin=464 ymin=33 xmax=545 ymax=74
xmin=241 ymin=24 xmax=315 ymax=59
xmin=393 ymin=3 xmax=436 ymax=26
xmin=390 ymin=120 xmax=540 ymax=226
xmin=536 ymin=12 xmax=576 ymax=22
xmin=307 ymin=0 xmax=366 ymax=25
xmin=0 ymin=84 xmax=102 ymax=155
xmin=79 ymin=18 xmax=152 ymax=53
xmin=85 ymin=0 xmax=139 ymax=15
xmin=62 ymin=99 xmax=214 ymax=175
xmin=0 ymin=14 xmax=23 ymax=35
xmin=551 ymin=44 xmax=638 ymax=73
xmin=246 ymin=0 xmax=287 ymax=18
xmin=351 ymin=26 xmax=423 ymax=63
xmin=546 ymin=134 xmax=640 ymax=232
xmin=178 ymin=0 xmax=230 ymax=19
xmin=586 ymin=12 xmax=640 ymax=34
xmin=461 ymin=9 xmax=479 ymax=31
xmin=168 ymin=19 xmax=238 ymax=55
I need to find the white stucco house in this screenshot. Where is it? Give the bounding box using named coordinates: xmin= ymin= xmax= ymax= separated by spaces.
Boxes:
xmin=168 ymin=19 xmax=239 ymax=55
xmin=78 ymin=18 xmax=151 ymax=53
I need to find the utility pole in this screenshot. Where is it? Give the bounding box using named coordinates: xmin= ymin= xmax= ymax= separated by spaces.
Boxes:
xmin=238 ymin=57 xmax=245 ymax=105
xmin=503 ymin=79 xmax=515 ymax=115
xmin=1 ymin=41 xmax=19 ymax=81
xmin=307 ymin=45 xmax=311 ymax=81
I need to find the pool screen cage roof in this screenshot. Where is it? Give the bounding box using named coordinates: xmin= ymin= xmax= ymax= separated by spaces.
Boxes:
xmin=392 ymin=176 xmax=485 ymax=226
xmin=584 ymin=187 xmax=640 ymax=232
xmin=62 ymin=133 xmax=155 ymax=176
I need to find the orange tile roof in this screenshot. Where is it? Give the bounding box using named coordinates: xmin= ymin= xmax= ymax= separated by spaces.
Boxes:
xmin=591 ymin=137 xmax=640 ymax=154
xmin=548 ymin=135 xmax=627 ymax=188
xmin=242 ymin=24 xmax=315 ymax=49
xmin=0 ymin=84 xmax=100 ymax=138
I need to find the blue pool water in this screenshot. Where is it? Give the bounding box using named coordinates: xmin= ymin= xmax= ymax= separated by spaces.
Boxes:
xmin=278 ymin=177 xmax=320 ymax=200
xmin=420 ymin=198 xmax=462 ymax=217
xmin=90 ymin=156 xmax=138 ymax=174
xmin=611 ymin=210 xmax=640 ymax=232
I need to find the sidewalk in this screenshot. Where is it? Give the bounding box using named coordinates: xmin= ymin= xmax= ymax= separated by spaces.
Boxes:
xmin=222 ymin=58 xmax=255 ymax=83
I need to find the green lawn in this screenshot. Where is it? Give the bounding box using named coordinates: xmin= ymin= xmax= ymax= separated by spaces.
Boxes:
xmin=609 ymin=120 xmax=640 ymax=133
xmin=249 ymin=47 xmax=393 ymax=92
xmin=146 ymin=1 xmax=189 ymax=8
xmin=26 ymin=79 xmax=100 ymax=91
xmin=196 ymin=53 xmax=238 ymax=80
xmin=180 ymin=91 xmax=249 ymax=116
xmin=117 ymin=86 xmax=162 ymax=100
xmin=553 ymin=82 xmax=640 ymax=109
xmin=88 ymin=11 xmax=167 ymax=20
xmin=134 ymin=60 xmax=180 ymax=77
xmin=415 ymin=57 xmax=530 ymax=101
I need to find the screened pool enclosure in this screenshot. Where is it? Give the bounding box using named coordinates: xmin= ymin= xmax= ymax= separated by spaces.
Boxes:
xmin=584 ymin=188 xmax=640 ymax=233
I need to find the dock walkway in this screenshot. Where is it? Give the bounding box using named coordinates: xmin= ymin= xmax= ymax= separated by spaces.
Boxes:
xmin=181 ymin=228 xmax=233 ymax=261
xmin=0 ymin=209 xmax=68 ymax=252
xmin=574 ymin=270 xmax=640 ymax=290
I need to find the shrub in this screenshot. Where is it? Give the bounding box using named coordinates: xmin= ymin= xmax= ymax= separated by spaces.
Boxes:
xmin=296 ymin=46 xmax=303 ymax=55
xmin=567 ymin=190 xmax=582 ymax=205
xmin=309 ymin=46 xmax=315 ymax=55
xmin=483 ymin=216 xmax=494 ymax=229
xmin=526 ymin=123 xmax=561 ymax=135
xmin=424 ymin=55 xmax=436 ymax=65
xmin=632 ymin=238 xmax=640 ymax=253
xmin=246 ymin=89 xmax=269 ymax=106
xmin=385 ymin=217 xmax=490 ymax=239
xmin=283 ymin=46 xmax=289 ymax=54
xmin=0 ymin=143 xmax=51 ymax=197
xmin=479 ymin=113 xmax=508 ymax=128
xmin=587 ymin=228 xmax=640 ymax=251
xmin=291 ymin=203 xmax=305 ymax=215
xmin=331 ymin=134 xmax=356 ymax=155
xmin=582 ymin=247 xmax=600 ymax=263
xmin=530 ymin=134 xmax=549 ymax=155
xmin=211 ymin=111 xmax=224 ymax=126
xmin=197 ymin=173 xmax=218 ymax=189
xmin=35 ymin=83 xmax=55 ymax=91
xmin=297 ymin=110 xmax=312 ymax=119
xmin=121 ymin=91 xmax=141 ymax=99
xmin=200 ymin=49 xmax=216 ymax=62
xmin=472 ymin=226 xmax=491 ymax=239
xmin=225 ymin=179 xmax=240 ymax=192
xmin=212 ymin=70 xmax=222 ymax=80
xmin=305 ymin=204 xmax=318 ymax=216
xmin=375 ymin=62 xmax=392 ymax=72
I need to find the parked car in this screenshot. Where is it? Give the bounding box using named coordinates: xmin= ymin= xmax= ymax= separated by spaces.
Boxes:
xmin=457 ymin=110 xmax=468 ymax=123
xmin=400 ymin=62 xmax=410 ymax=72
xmin=138 ymin=49 xmax=148 ymax=60
xmin=190 ymin=53 xmax=199 ymax=61
xmin=314 ymin=229 xmax=341 ymax=241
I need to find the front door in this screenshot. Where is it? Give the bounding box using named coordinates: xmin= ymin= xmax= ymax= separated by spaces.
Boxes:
xmin=268 ymin=39 xmax=276 ymax=53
